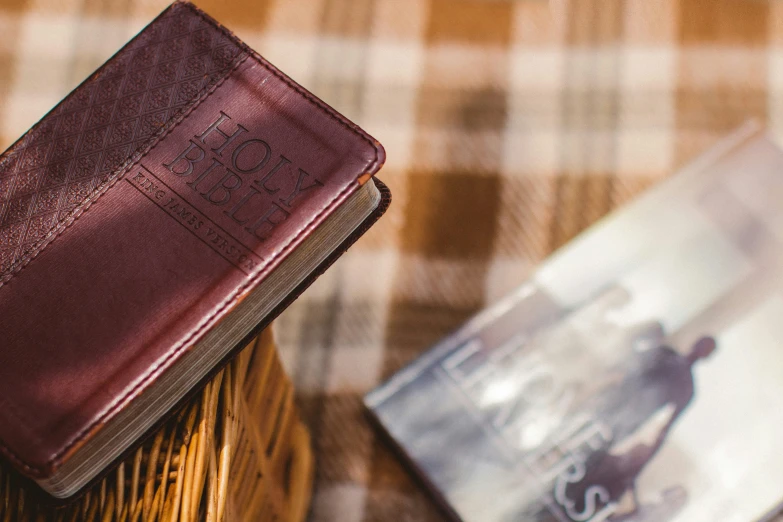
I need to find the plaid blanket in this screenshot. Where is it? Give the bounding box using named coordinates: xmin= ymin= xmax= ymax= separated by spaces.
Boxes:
xmin=0 ymin=0 xmax=780 ymax=520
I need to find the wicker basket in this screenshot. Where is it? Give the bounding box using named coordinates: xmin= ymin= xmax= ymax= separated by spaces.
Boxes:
xmin=0 ymin=328 xmax=314 ymax=522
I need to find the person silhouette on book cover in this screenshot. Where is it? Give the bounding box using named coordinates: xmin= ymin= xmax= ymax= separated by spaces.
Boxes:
xmin=561 ymin=332 xmax=717 ymax=521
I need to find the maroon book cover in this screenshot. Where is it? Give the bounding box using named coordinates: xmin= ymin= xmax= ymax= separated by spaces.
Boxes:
xmin=0 ymin=1 xmax=388 ymax=498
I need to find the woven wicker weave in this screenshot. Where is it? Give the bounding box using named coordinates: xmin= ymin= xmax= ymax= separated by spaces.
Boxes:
xmin=0 ymin=328 xmax=314 ymax=522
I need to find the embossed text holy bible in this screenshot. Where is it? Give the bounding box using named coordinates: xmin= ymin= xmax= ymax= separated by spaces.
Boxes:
xmin=0 ymin=1 xmax=388 ymax=498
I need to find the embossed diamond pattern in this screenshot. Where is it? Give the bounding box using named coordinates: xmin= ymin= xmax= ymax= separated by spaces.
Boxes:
xmin=0 ymin=5 xmax=244 ymax=275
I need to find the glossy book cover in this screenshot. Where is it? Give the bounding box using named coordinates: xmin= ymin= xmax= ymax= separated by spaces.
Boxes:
xmin=366 ymin=122 xmax=783 ymax=522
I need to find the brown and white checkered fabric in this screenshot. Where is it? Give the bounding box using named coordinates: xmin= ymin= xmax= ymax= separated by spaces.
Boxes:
xmin=0 ymin=0 xmax=780 ymax=520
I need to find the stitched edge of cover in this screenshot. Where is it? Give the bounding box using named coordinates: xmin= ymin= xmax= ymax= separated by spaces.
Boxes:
xmin=0 ymin=0 xmax=384 ymax=477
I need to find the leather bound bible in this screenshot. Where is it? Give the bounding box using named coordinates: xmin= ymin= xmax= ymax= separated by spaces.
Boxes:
xmin=0 ymin=1 xmax=388 ymax=498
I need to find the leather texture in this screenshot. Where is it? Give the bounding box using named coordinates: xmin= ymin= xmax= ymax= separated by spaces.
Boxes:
xmin=0 ymin=1 xmax=387 ymax=483
xmin=0 ymin=4 xmax=245 ymax=281
xmin=57 ymin=178 xmax=390 ymax=503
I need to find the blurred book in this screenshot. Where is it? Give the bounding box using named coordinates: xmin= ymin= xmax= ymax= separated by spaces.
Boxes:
xmin=366 ymin=122 xmax=783 ymax=522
